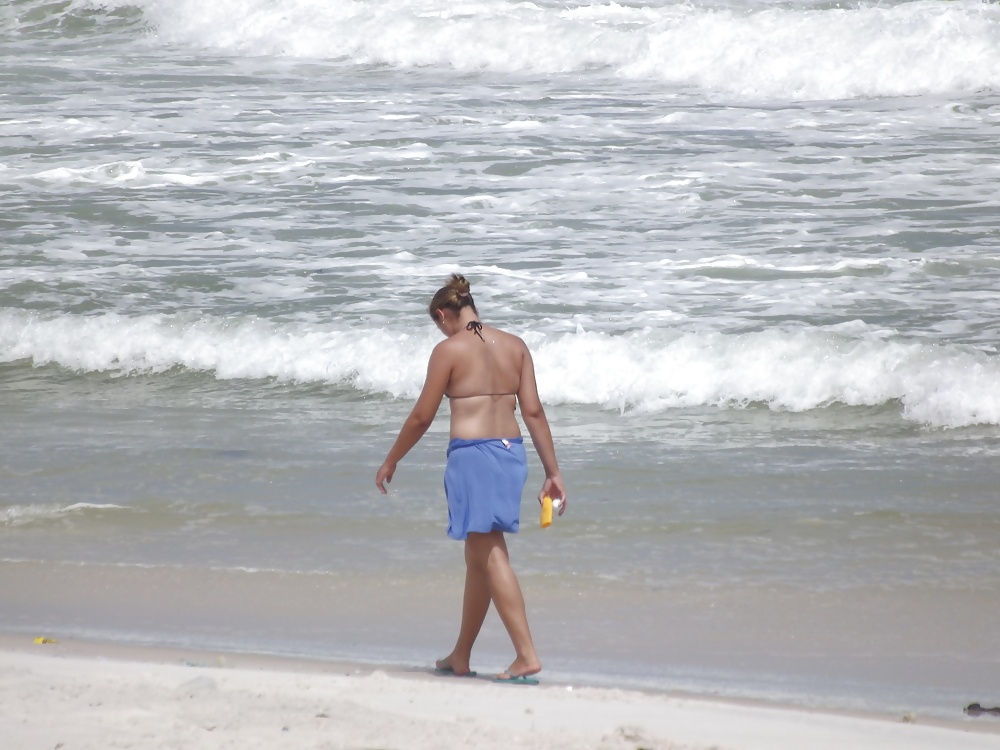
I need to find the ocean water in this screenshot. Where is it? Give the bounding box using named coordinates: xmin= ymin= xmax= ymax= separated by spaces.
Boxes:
xmin=2 ymin=0 xmax=1000 ymax=718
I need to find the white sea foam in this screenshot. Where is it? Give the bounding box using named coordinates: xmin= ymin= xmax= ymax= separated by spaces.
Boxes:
xmin=113 ymin=0 xmax=1000 ymax=101
xmin=0 ymin=503 xmax=128 ymax=527
xmin=0 ymin=311 xmax=434 ymax=397
xmin=17 ymin=156 xmax=330 ymax=189
xmin=3 ymin=310 xmax=999 ymax=428
xmin=536 ymin=327 xmax=1000 ymax=428
xmin=31 ymin=161 xmax=148 ymax=185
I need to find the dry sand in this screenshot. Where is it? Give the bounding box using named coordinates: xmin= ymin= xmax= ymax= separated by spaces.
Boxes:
xmin=2 ymin=637 xmax=998 ymax=750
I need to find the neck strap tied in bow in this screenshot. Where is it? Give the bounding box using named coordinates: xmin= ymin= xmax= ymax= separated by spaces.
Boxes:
xmin=466 ymin=320 xmax=485 ymax=341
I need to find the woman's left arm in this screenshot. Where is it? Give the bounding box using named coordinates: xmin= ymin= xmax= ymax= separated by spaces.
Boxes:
xmin=375 ymin=345 xmax=451 ymax=494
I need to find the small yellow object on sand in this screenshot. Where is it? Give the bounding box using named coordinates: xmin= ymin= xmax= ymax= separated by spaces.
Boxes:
xmin=33 ymin=637 xmax=58 ymax=645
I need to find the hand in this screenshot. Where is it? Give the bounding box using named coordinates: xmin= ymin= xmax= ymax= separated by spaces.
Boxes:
xmin=375 ymin=461 xmax=396 ymax=495
xmin=538 ymin=475 xmax=567 ymax=516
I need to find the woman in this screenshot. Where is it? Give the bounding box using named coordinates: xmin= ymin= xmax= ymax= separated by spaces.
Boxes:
xmin=375 ymin=274 xmax=567 ymax=684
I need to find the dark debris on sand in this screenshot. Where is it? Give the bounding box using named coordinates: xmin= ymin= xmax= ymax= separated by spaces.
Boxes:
xmin=964 ymin=703 xmax=1000 ymax=718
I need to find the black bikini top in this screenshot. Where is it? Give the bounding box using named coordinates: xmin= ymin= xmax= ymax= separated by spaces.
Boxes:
xmin=466 ymin=320 xmax=485 ymax=340
xmin=446 ymin=320 xmax=518 ymax=400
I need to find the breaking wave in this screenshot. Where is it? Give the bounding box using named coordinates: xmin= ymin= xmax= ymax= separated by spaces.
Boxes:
xmin=5 ymin=0 xmax=1000 ymax=101
xmin=3 ymin=310 xmax=999 ymax=428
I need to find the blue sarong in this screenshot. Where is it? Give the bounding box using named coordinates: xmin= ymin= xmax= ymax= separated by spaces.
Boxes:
xmin=444 ymin=437 xmax=528 ymax=540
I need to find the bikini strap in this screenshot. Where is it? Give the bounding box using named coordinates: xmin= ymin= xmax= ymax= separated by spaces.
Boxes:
xmin=466 ymin=320 xmax=485 ymax=341
xmin=447 ymin=392 xmax=517 ymax=399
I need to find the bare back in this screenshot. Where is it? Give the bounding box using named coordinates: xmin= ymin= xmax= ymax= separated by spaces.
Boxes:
xmin=376 ymin=301 xmax=564 ymax=513
xmin=441 ymin=324 xmax=526 ymax=439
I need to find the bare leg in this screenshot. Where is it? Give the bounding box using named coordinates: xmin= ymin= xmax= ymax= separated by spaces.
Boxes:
xmin=478 ymin=530 xmax=542 ymax=678
xmin=437 ymin=540 xmax=492 ymax=676
xmin=440 ymin=531 xmax=542 ymax=678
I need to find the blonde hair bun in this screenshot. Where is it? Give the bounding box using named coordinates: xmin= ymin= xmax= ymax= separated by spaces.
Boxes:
xmin=429 ymin=273 xmax=477 ymax=318
xmin=446 ymin=273 xmax=471 ymax=296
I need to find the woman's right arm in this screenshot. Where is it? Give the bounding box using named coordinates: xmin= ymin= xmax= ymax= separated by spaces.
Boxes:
xmin=516 ymin=342 xmax=568 ymax=515
xmin=375 ymin=345 xmax=451 ymax=494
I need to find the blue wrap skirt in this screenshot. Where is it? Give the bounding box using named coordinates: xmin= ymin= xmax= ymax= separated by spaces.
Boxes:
xmin=444 ymin=437 xmax=528 ymax=540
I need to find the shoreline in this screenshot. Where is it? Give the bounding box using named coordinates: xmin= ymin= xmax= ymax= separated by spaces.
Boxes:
xmin=3 ymin=633 xmax=998 ymax=750
xmin=4 ymin=557 xmax=997 ymax=721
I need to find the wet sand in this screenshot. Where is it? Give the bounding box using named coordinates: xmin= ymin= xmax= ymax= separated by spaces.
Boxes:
xmin=2 ymin=557 xmax=998 ymax=717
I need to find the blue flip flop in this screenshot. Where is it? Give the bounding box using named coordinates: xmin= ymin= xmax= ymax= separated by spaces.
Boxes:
xmin=434 ymin=662 xmax=477 ymax=678
xmin=493 ymin=671 xmax=539 ymax=685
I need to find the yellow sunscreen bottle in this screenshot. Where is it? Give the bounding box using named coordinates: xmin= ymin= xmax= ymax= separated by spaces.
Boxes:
xmin=540 ymin=496 xmax=553 ymax=528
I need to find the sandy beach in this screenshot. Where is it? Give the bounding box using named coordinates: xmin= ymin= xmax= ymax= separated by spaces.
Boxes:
xmin=3 ymin=636 xmax=998 ymax=750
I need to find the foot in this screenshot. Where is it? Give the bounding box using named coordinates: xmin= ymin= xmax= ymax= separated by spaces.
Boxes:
xmin=436 ymin=656 xmax=473 ymax=677
xmin=494 ymin=656 xmax=541 ymax=681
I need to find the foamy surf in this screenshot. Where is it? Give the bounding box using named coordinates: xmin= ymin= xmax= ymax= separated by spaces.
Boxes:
xmin=3 ymin=310 xmax=998 ymax=428
xmin=78 ymin=0 xmax=1000 ymax=101
xmin=537 ymin=327 xmax=1000 ymax=429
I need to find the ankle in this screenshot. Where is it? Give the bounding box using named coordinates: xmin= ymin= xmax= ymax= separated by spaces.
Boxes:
xmin=511 ymin=654 xmax=542 ymax=672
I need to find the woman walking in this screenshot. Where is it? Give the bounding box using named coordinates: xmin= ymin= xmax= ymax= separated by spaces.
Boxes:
xmin=375 ymin=274 xmax=567 ymax=684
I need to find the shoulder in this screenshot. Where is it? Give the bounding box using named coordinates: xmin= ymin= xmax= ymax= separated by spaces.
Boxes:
xmin=430 ymin=332 xmax=475 ymax=361
xmin=431 ymin=336 xmax=459 ymax=358
xmin=507 ymin=331 xmax=531 ymax=355
xmin=485 ymin=326 xmax=530 ymax=360
xmin=485 ymin=325 xmax=527 ymax=348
